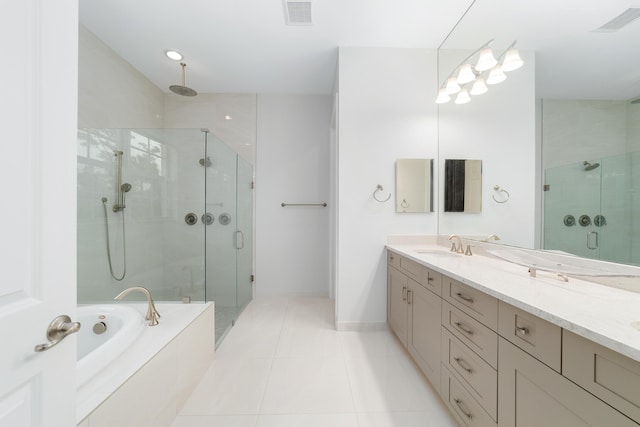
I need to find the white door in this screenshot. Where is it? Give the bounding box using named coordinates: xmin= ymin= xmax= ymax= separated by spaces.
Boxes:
xmin=0 ymin=1 xmax=78 ymax=426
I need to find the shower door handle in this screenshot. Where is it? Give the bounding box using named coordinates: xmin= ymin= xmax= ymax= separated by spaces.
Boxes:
xmin=587 ymin=231 xmax=598 ymax=250
xmin=235 ymin=230 xmax=245 ymax=250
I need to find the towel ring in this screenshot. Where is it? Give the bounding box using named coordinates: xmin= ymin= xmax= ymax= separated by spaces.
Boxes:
xmin=492 ymin=185 xmax=510 ymax=203
xmin=373 ymin=184 xmax=391 ymax=202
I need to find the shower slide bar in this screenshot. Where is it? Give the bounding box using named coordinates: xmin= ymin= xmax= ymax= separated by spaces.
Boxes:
xmin=281 ymin=202 xmax=327 ymax=207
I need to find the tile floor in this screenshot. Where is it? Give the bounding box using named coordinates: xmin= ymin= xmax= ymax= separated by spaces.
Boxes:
xmin=172 ymin=297 xmax=458 ymax=427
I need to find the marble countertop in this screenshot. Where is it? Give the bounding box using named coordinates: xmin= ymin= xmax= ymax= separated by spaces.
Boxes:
xmin=386 ymin=237 xmax=640 ymax=363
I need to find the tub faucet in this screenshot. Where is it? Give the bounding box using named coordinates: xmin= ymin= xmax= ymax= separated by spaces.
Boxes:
xmin=114 ymin=286 xmax=161 ymax=326
xmin=448 ymin=234 xmax=464 ymax=254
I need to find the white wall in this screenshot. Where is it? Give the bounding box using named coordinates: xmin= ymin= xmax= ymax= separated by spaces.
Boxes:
xmin=78 ymin=25 xmax=164 ymax=128
xmin=438 ymin=50 xmax=537 ymax=248
xmin=336 ymin=47 xmax=439 ymax=328
xmin=255 ymin=95 xmax=332 ymax=297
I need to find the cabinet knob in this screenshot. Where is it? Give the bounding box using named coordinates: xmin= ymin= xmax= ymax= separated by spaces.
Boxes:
xmin=516 ymin=326 xmax=530 ymax=336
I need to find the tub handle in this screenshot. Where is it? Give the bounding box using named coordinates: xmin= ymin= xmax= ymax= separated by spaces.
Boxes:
xmin=34 ymin=314 xmax=81 ymax=352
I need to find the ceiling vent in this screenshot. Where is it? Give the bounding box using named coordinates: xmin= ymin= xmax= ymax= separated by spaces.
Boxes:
xmin=283 ymin=0 xmax=312 ymax=26
xmin=593 ymin=7 xmax=640 ymax=32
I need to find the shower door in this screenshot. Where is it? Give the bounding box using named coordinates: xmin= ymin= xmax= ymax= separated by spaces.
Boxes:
xmin=205 ymin=134 xmax=254 ymax=345
xmin=543 ymin=153 xmax=636 ymax=264
xmin=236 ymin=157 xmax=254 ymax=313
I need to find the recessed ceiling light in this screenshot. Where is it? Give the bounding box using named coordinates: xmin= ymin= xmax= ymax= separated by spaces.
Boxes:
xmin=224 ymin=115 xmax=233 ymax=120
xmin=165 ymin=50 xmax=183 ymax=61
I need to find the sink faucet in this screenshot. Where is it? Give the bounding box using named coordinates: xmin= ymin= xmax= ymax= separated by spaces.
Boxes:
xmin=486 ymin=234 xmax=501 ymax=242
xmin=114 ymin=286 xmax=161 ymax=326
xmin=448 ymin=234 xmax=464 ymax=254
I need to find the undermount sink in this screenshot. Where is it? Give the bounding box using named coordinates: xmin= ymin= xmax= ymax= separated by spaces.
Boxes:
xmin=413 ymin=249 xmax=460 ymax=257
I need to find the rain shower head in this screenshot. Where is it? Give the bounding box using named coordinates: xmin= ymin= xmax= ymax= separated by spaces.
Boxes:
xmin=169 ymin=62 xmax=197 ymax=97
xmin=583 ymin=161 xmax=600 ymax=171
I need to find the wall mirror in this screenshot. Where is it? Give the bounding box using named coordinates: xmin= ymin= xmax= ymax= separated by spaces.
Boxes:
xmin=395 ymin=159 xmax=433 ymax=213
xmin=439 ymin=0 xmax=640 ymax=266
xmin=444 ymin=159 xmax=482 ymax=213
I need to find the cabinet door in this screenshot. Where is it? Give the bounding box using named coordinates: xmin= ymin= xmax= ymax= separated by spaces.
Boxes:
xmin=388 ymin=266 xmax=408 ymax=346
xmin=407 ymin=282 xmax=441 ymax=386
xmin=498 ymin=337 xmax=637 ymax=427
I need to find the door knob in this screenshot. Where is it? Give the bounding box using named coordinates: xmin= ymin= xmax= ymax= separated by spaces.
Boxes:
xmin=34 ymin=315 xmax=81 ymax=352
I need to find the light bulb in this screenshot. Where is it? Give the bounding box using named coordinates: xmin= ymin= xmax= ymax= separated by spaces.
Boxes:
xmin=486 ymin=66 xmax=507 ymax=85
xmin=502 ymin=47 xmax=523 ymax=72
xmin=456 ymin=64 xmax=476 ymax=85
xmin=455 ymin=88 xmax=471 ymax=105
xmin=435 ymin=88 xmax=451 ymax=104
xmin=475 ymin=48 xmax=497 ymax=72
xmin=445 ymin=77 xmax=461 ymax=94
xmin=470 ymin=77 xmax=488 ymax=95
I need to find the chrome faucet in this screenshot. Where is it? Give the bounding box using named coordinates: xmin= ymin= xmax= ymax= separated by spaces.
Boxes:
xmin=486 ymin=234 xmax=501 ymax=242
xmin=448 ymin=234 xmax=464 ymax=254
xmin=114 ymin=286 xmax=161 ymax=326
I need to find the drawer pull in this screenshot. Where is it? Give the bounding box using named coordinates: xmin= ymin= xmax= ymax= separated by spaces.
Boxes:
xmin=402 ymin=286 xmax=407 ymax=301
xmin=454 ymin=321 xmax=474 ymax=336
xmin=454 ymin=357 xmax=473 ymax=374
xmin=407 ymin=289 xmax=413 ymax=305
xmin=454 ymin=398 xmax=473 ymax=419
xmin=455 ymin=292 xmax=474 ymax=303
xmin=390 ymin=255 xmax=394 ymax=260
xmin=428 ymin=276 xmax=434 ymax=282
xmin=515 ymin=326 xmax=530 ymax=336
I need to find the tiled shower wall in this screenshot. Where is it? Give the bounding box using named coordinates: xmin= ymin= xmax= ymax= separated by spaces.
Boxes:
xmin=542 ymin=99 xmax=640 ymax=265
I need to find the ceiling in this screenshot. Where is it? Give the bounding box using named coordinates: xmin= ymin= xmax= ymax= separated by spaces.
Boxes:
xmin=80 ymin=0 xmax=640 ymax=99
xmin=79 ymin=0 xmax=473 ymax=95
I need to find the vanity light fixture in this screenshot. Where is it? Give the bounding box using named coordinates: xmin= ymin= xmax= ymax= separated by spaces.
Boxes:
xmin=435 ymin=39 xmax=523 ymax=105
xmin=455 ymin=88 xmax=471 ymax=105
xmin=165 ymin=50 xmax=183 ymax=61
xmin=486 ymin=65 xmax=507 ymax=85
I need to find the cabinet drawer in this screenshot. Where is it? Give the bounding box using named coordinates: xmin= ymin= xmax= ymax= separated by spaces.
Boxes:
xmin=563 ymin=330 xmax=640 ymax=423
xmin=421 ymin=265 xmax=442 ymax=296
xmin=399 ymin=255 xmax=422 ymax=280
xmin=442 ymin=329 xmax=497 ymax=421
xmin=441 ymin=365 xmax=497 ymax=427
xmin=388 ymin=250 xmax=399 ymax=269
xmin=443 ymin=277 xmax=498 ymax=330
xmin=442 ymin=301 xmax=498 ymax=368
xmin=497 ymin=301 xmax=561 ymax=372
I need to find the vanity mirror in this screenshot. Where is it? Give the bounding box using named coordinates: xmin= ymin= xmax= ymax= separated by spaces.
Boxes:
xmin=438 ymin=0 xmax=640 ymax=266
xmin=395 ymin=159 xmax=434 ymax=213
xmin=444 ymin=159 xmax=482 ymax=213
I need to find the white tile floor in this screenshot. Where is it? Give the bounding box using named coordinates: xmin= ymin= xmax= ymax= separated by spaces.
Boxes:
xmin=172 ymin=297 xmax=458 ymax=427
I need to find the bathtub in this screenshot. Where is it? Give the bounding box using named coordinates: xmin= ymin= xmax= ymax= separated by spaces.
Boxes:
xmin=76 ymin=303 xmax=214 ymax=425
xmin=76 ymin=305 xmax=146 ymax=387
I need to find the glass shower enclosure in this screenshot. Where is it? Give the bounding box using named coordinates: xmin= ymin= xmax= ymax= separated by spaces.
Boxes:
xmin=543 ymin=152 xmax=640 ymax=265
xmin=77 ymin=128 xmax=253 ymax=345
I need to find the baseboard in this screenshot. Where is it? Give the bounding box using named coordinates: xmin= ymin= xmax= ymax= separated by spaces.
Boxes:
xmin=335 ymin=321 xmax=389 ymax=332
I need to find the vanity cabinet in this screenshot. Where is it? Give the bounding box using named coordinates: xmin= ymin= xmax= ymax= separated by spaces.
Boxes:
xmin=387 ymin=252 xmax=442 ymax=386
xmin=498 ymin=336 xmax=637 ymax=427
xmin=562 ymin=330 xmax=640 ymax=423
xmin=387 ymin=248 xmax=640 ymax=427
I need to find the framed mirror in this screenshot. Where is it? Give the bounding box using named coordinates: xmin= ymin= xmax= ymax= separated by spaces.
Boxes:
xmin=395 ymin=159 xmax=434 ymax=213
xmin=444 ymin=159 xmax=482 ymax=213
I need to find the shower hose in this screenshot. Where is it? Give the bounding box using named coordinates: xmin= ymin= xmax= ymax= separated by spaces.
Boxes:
xmin=101 ymin=197 xmax=127 ymax=281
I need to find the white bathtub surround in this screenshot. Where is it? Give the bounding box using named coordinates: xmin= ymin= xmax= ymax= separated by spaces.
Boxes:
xmin=172 ymin=297 xmax=457 ymax=427
xmin=387 ymin=239 xmax=640 ymax=363
xmin=77 ymin=303 xmax=214 ymax=425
